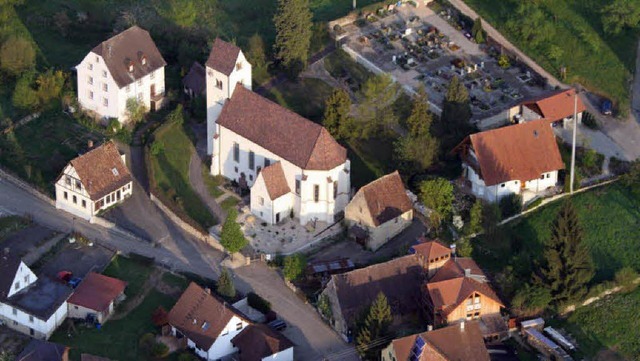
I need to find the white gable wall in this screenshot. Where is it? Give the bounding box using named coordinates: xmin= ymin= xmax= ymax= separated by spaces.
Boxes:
xmin=206 ymin=50 xmax=252 ymax=155
xmin=262 ymin=346 xmax=294 ymax=361
xmin=464 ymin=164 xmax=559 ymax=203
xmin=0 ymin=300 xmax=68 ymax=340
xmin=7 ymin=261 xmax=37 ymax=298
xmin=206 ymin=315 xmax=250 ymax=360
xmin=77 ymin=52 xmax=165 ymax=123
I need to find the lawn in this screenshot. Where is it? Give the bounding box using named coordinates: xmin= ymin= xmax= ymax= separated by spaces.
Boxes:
xmin=148 ymin=120 xmax=217 ymax=230
xmin=549 ymin=287 xmax=640 ymax=360
xmin=202 ymin=165 xmax=225 ymax=199
xmin=220 ymin=196 xmax=240 ymax=213
xmin=0 ymin=112 xmax=104 ymax=194
xmin=460 ymin=0 xmax=638 ymax=112
xmin=103 ymin=255 xmax=153 ymax=303
xmin=347 ymin=135 xmax=396 ymax=188
xmin=474 ymin=182 xmax=640 ymax=299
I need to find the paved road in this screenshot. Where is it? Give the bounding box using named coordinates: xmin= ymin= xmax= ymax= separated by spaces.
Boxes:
xmin=0 ymin=174 xmax=353 ymax=360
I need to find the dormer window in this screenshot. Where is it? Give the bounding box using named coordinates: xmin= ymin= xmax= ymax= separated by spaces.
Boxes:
xmin=128 ymin=63 xmax=134 ymax=72
xmin=141 ymin=56 xmax=147 ymax=65
xmin=112 ymin=168 xmax=119 ymax=176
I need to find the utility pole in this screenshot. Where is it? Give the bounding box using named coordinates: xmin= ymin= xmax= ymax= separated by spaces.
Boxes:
xmin=569 ymin=88 xmax=578 ymax=194
xmin=353 ymin=0 xmax=356 ymax=9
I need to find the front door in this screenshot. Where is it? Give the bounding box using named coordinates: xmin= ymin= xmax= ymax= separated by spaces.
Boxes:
xmin=275 ymin=212 xmax=280 ymax=223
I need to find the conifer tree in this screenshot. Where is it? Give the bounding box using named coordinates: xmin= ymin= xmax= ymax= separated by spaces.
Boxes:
xmin=220 ymin=209 xmax=247 ymax=254
xmin=322 ymin=88 xmax=353 ymax=140
xmin=273 ymin=0 xmax=312 ymax=75
xmin=217 ymin=267 xmax=236 ymax=299
xmin=536 ymin=200 xmax=594 ymax=303
xmin=395 ymin=86 xmax=438 ymax=171
xmin=440 ymin=76 xmax=474 ymax=148
xmin=355 ymin=292 xmax=392 ymax=358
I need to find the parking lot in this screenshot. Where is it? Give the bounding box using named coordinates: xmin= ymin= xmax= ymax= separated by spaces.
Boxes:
xmin=338 ymin=3 xmax=549 ymax=120
xmin=38 ymin=239 xmax=115 ymax=279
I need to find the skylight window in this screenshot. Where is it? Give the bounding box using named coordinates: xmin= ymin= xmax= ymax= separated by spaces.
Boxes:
xmin=112 ymin=168 xmax=119 ymax=176
xmin=202 ymin=322 xmax=210 ymax=330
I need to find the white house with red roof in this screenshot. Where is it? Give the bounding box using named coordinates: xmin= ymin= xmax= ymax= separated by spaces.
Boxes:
xmin=67 ymin=272 xmax=127 ymax=323
xmin=454 ymin=120 xmax=564 ymax=203
xmin=512 ymin=88 xmax=585 ymax=127
xmin=206 ymin=39 xmax=350 ymax=226
xmin=76 ymin=26 xmax=167 ymax=122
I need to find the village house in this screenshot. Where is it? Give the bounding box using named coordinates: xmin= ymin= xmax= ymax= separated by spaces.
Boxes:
xmin=345 ymin=171 xmax=413 ymax=251
xmin=510 ymin=88 xmax=585 ymax=127
xmin=381 ymin=321 xmax=490 ymax=361
xmin=67 ymin=272 xmax=127 ymax=324
xmin=76 ymin=25 xmax=166 ymax=122
xmin=206 ymin=39 xmax=350 ymax=226
xmin=319 ymin=255 xmax=424 ymax=341
xmin=15 ymin=339 xmax=70 ymax=361
xmin=454 ymin=120 xmax=565 ymax=203
xmin=55 ymin=141 xmax=133 ymax=222
xmin=231 ymin=324 xmax=295 ymax=361
xmin=183 ymin=62 xmax=206 ymax=99
xmin=0 ymin=252 xmax=71 ymax=339
xmin=168 ymin=282 xmax=251 ymax=361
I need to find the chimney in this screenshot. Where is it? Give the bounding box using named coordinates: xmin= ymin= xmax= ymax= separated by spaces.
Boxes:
xmin=204 ymin=288 xmax=211 ymax=295
xmin=87 ymin=140 xmax=94 ymax=149
xmin=460 ymin=321 xmax=465 ymax=331
xmin=464 ymin=268 xmax=471 ymax=277
xmin=427 ymin=325 xmax=433 ymax=331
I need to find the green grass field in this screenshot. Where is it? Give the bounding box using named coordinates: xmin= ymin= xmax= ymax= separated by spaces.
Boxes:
xmin=461 ymin=0 xmax=638 ymax=112
xmin=103 ymin=255 xmax=153 ymax=303
xmin=0 ymin=112 xmax=104 ymax=194
xmin=550 ymin=287 xmax=640 ymax=359
xmin=148 ymin=120 xmax=217 ymax=230
xmin=474 ymin=182 xmax=640 ymax=298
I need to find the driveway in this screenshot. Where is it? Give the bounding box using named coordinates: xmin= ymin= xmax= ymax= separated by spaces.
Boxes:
xmin=38 ymin=241 xmax=115 ymax=278
xmin=0 ymin=224 xmax=57 ymax=258
xmin=233 ymin=263 xmax=359 ymax=361
xmin=309 ymin=218 xmax=427 ymax=266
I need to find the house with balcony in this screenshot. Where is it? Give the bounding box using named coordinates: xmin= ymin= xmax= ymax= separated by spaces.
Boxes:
xmin=55 ymin=141 xmax=133 ymax=222
xmin=345 ymin=171 xmax=414 ymax=251
xmin=454 ymin=120 xmax=565 ymax=203
xmin=76 ymin=25 xmax=166 ymax=122
xmin=0 ymin=252 xmax=71 ymax=340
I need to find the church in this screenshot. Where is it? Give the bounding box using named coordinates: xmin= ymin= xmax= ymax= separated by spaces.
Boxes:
xmin=205 ymin=39 xmax=351 ymax=226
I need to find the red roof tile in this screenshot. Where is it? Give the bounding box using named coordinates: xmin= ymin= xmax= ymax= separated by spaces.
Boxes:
xmin=206 ymin=38 xmax=241 ymax=76
xmin=258 ymin=162 xmax=290 ymax=200
xmin=391 ymin=322 xmax=491 ymax=361
xmin=91 ymin=26 xmax=166 ymax=88
xmin=168 ymin=283 xmax=249 ymax=351
xmin=66 ymin=141 xmax=132 ymax=200
xmin=217 ymin=86 xmax=347 ymax=170
xmin=68 ymin=272 xmax=126 ymax=312
xmin=426 ymin=277 xmax=503 ymax=317
xmin=523 ymin=89 xmax=586 ymax=122
xmin=356 ymin=171 xmax=413 ymax=226
xmin=459 ymin=120 xmax=564 ymax=186
xmin=430 ymin=258 xmax=485 ymax=282
xmin=231 ymin=324 xmax=294 ymax=361
xmin=411 ymin=239 xmax=451 ymax=262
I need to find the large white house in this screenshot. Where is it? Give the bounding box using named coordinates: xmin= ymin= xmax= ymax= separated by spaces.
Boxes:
xmin=168 ymin=282 xmax=251 ymax=361
xmin=55 ymin=141 xmax=133 ymax=222
xmin=206 ymin=39 xmax=350 ymax=226
xmin=206 ymin=38 xmax=252 ymax=155
xmin=454 ymin=120 xmax=565 ymax=203
xmin=77 ymin=25 xmax=167 ymax=122
xmin=0 ymin=252 xmax=71 ymax=339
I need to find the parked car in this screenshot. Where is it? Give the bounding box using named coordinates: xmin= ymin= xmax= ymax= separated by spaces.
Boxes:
xmin=57 ymin=271 xmax=72 ymax=283
xmin=601 ymin=99 xmax=612 ymax=115
xmin=267 ymin=319 xmax=287 ymax=331
xmin=68 ymin=277 xmax=83 ymax=288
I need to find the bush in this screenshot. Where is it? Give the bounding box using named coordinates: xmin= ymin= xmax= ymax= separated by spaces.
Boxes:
xmin=247 ymin=291 xmax=272 ymax=314
xmin=511 ymin=283 xmax=552 ymax=316
xmin=582 ymin=111 xmax=598 ymax=129
xmin=283 ymin=254 xmax=307 ymax=281
xmin=0 ymin=36 xmax=36 ymax=76
xmin=499 ymin=194 xmax=522 ymax=219
xmin=151 ymin=341 xmax=169 ymax=358
xmin=615 ymin=267 xmax=639 ymax=292
xmin=609 ymin=157 xmax=631 ymax=175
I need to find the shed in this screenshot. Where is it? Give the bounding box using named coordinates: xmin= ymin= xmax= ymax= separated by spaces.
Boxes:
xmin=182 ymin=62 xmax=206 ymax=98
xmin=67 ymin=272 xmax=127 ymax=323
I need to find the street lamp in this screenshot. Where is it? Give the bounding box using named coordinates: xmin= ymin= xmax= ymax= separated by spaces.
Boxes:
xmin=569 ymin=87 xmax=580 ymax=194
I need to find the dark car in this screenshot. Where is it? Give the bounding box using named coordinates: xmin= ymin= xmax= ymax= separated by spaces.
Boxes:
xmin=267 ymin=319 xmax=287 ymax=331
xmin=68 ymin=277 xmax=83 ymax=288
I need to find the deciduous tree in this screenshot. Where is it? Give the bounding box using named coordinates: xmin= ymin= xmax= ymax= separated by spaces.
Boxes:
xmin=601 ymin=0 xmax=640 ymax=35
xmin=12 ymin=72 xmax=38 ymax=111
xmin=535 ymin=200 xmax=594 ymax=304
xmin=126 ymin=98 xmax=147 ymax=124
xmin=283 ymin=253 xmax=307 ymax=281
xmin=466 ymin=199 xmax=483 ymax=235
xmin=394 ymin=87 xmax=438 ymax=171
xmin=217 ymin=267 xmax=236 ymax=298
xmin=0 ymin=36 xmax=35 ymax=76
xmin=273 ymin=0 xmax=312 ymax=76
xmin=322 ymin=88 xmax=353 ymax=140
xmin=418 ymin=178 xmax=454 ymax=228
xmin=220 ymin=209 xmax=248 ymax=254
xmin=439 ymin=76 xmax=474 ymax=149
xmin=247 ymin=33 xmax=266 ymax=69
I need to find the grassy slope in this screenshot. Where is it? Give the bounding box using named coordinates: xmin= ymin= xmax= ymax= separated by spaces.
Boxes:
xmin=462 ymin=0 xmax=637 ymax=111
xmin=149 ymin=121 xmax=216 ymax=229
xmin=475 ymin=183 xmax=640 ymax=294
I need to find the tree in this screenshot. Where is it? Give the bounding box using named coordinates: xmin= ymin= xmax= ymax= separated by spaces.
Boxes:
xmin=220 ymin=209 xmax=248 ymax=254
xmin=439 ymin=76 xmax=474 ymax=149
xmin=322 ymin=88 xmax=353 ymax=140
xmin=217 ymin=267 xmax=236 ymax=298
xmin=471 ymin=17 xmax=485 ymax=44
xmin=36 ymin=69 xmax=66 ymax=108
xmin=273 ymin=0 xmax=312 ymax=76
xmin=12 ymin=72 xmax=38 ymax=111
xmin=419 ymin=178 xmax=454 ymax=228
xmin=621 ymin=159 xmax=640 ymax=197
xmin=247 ymin=33 xmax=266 ymax=69
xmin=456 ymin=237 xmax=473 ymax=257
xmin=511 ymin=283 xmax=552 ymax=316
xmin=394 ymin=87 xmax=438 ymax=171
xmin=0 ymin=351 xmax=13 ymax=361
xmin=506 ymin=3 xmax=555 ymax=48
xmin=0 ymin=35 xmax=35 ymax=76
xmin=355 ymin=292 xmax=392 ymax=359
xmin=535 ymin=200 xmax=594 ymax=304
xmin=601 ymin=0 xmax=640 ymax=35
xmin=126 ymin=98 xmax=147 ymax=123
xmin=358 ymin=74 xmax=399 ymax=137
xmin=498 ymin=193 xmax=522 ymax=219
xmin=466 ymin=199 xmax=483 ymax=235
xmin=283 ymin=253 xmax=307 ymax=281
